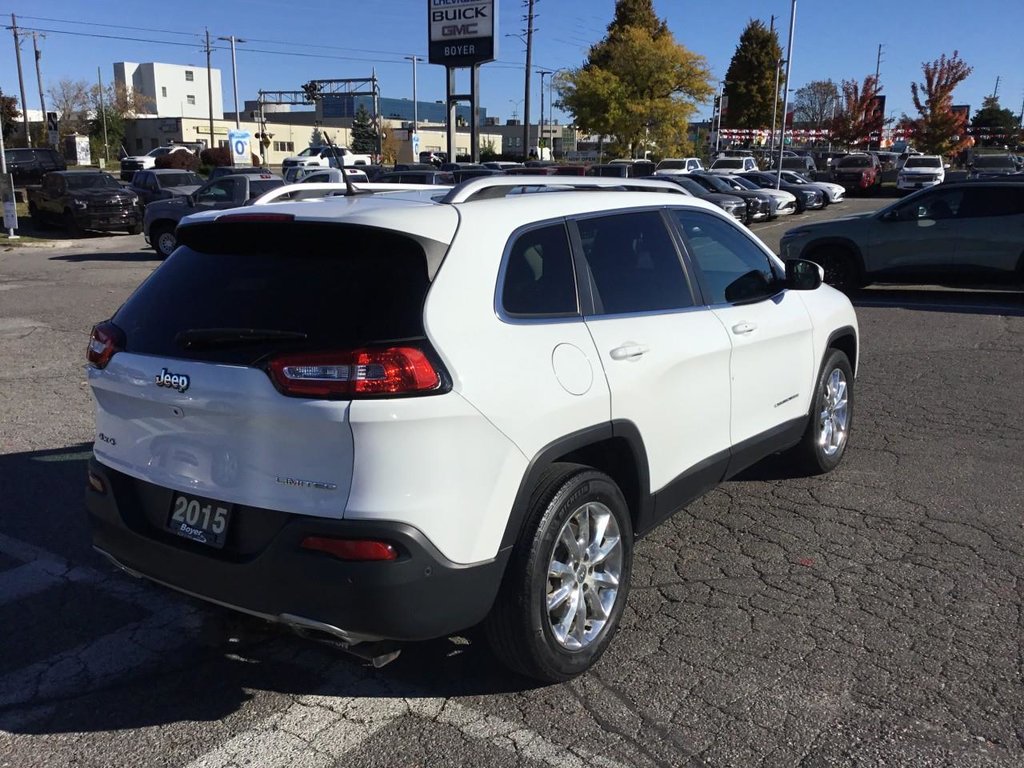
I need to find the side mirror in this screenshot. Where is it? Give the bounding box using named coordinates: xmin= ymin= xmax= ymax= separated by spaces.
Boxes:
xmin=785 ymin=259 xmax=823 ymax=291
xmin=944 ymin=163 xmax=950 ymax=170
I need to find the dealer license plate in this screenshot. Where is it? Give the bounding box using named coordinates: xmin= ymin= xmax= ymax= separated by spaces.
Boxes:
xmin=167 ymin=492 xmax=232 ymax=548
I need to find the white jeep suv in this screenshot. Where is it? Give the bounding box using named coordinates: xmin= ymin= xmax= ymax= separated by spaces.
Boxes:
xmin=85 ymin=177 xmax=858 ymax=682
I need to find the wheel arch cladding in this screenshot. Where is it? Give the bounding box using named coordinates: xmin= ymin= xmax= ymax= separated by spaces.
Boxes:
xmin=827 ymin=326 xmax=858 ymax=376
xmin=500 ymin=422 xmax=650 ymax=552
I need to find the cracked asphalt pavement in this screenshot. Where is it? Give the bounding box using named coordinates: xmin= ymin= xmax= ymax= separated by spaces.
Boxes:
xmin=0 ymin=202 xmax=1022 ymax=767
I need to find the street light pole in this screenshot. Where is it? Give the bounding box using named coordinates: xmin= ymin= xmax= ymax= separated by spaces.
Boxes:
xmin=218 ymin=35 xmax=246 ymax=128
xmin=776 ymin=0 xmax=797 ymax=190
xmin=714 ymin=81 xmax=726 ymax=155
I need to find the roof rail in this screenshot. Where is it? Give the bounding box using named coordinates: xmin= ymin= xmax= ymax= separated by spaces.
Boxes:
xmin=438 ymin=175 xmax=690 ymax=204
xmin=251 ymin=182 xmax=453 ymax=205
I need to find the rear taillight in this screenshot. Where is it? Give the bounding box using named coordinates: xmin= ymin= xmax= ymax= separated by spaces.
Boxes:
xmin=300 ymin=536 xmax=399 ymax=561
xmin=268 ymin=346 xmax=443 ymax=398
xmin=87 ymin=321 xmax=125 ymax=369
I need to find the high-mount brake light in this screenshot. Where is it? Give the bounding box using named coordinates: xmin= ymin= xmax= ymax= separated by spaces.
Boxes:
xmin=300 ymin=537 xmax=399 ymax=562
xmin=87 ymin=321 xmax=125 ymax=369
xmin=216 ymin=212 xmax=295 ymax=223
xmin=268 ymin=347 xmax=442 ymax=398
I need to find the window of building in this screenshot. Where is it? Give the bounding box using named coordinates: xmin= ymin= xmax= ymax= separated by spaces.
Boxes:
xmin=218 ymin=140 xmax=228 ymax=149
xmin=578 ymin=211 xmax=694 ymax=315
xmin=135 ymin=138 xmax=144 ymax=151
xmin=161 ymin=87 xmax=167 ymax=97
xmin=501 ymin=223 xmax=578 ymax=317
xmin=186 ymin=95 xmax=196 ymax=105
xmin=185 ymin=70 xmax=194 ymax=82
xmin=273 ymin=141 xmax=295 ymax=153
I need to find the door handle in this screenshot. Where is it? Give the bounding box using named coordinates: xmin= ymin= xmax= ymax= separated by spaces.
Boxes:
xmin=609 ymin=343 xmax=649 ymax=361
xmin=731 ymin=322 xmax=757 ymax=335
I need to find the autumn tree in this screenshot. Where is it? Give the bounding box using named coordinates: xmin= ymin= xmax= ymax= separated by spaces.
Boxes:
xmin=722 ymin=20 xmax=783 ymax=128
xmin=1 ymin=94 xmax=19 ymax=141
xmin=88 ymin=82 xmax=154 ymax=159
xmin=47 ymin=78 xmax=92 ymax=137
xmin=792 ymin=80 xmax=838 ymax=128
xmin=557 ymin=1 xmax=713 ymax=158
xmin=971 ymin=96 xmax=1019 ymax=147
xmin=829 ymin=75 xmax=883 ymax=149
xmin=903 ymin=51 xmax=973 ymax=157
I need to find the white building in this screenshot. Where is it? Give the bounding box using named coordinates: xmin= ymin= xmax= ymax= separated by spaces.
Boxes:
xmin=114 ymin=62 xmax=223 ymax=120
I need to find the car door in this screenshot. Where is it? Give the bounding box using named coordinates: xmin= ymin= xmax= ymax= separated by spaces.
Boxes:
xmin=949 ymin=186 xmax=1024 ymax=275
xmin=866 ymin=186 xmax=963 ymax=274
xmin=575 ymin=209 xmax=733 ymax=519
xmin=670 ymin=209 xmax=815 ymax=454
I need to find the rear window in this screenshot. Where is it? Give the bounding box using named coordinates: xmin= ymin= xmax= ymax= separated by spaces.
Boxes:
xmin=113 ymin=223 xmax=434 ymax=365
xmin=713 ymin=159 xmax=743 ymax=169
xmin=973 ymin=156 xmax=1013 ymax=168
xmin=247 ymin=179 xmax=285 ymax=198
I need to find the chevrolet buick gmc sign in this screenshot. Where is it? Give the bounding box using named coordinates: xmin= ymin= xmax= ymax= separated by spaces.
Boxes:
xmin=428 ymin=0 xmax=497 ymax=67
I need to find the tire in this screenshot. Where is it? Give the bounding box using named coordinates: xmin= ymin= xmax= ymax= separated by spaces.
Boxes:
xmin=151 ymin=224 xmax=178 ymax=259
xmin=811 ymin=247 xmax=861 ymax=293
xmin=791 ymin=349 xmax=854 ymax=475
xmin=28 ymin=202 xmax=49 ymax=230
xmin=127 ymin=224 xmax=143 ymax=236
xmin=484 ymin=463 xmax=633 ymax=683
xmin=63 ymin=209 xmax=84 ymax=237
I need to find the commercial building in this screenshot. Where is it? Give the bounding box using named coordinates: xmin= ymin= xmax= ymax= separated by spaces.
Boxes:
xmin=114 ymin=62 xmax=223 ymax=120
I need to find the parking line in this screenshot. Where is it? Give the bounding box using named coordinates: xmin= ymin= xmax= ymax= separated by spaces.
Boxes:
xmin=185 ymin=668 xmax=633 ymax=768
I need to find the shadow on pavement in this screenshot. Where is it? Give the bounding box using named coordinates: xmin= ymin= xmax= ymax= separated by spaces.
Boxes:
xmin=852 ymin=285 xmax=1024 ymax=316
xmin=49 ymin=249 xmax=160 ymax=263
xmin=0 ymin=444 xmax=535 ymax=737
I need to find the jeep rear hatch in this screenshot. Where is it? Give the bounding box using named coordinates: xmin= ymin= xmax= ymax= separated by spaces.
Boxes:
xmin=88 ymin=221 xmax=447 ymax=518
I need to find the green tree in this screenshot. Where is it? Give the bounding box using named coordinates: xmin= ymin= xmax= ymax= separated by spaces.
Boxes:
xmin=792 ymin=79 xmax=838 ymax=128
xmin=351 ymin=104 xmax=378 ymax=154
xmin=903 ymin=51 xmax=973 ymax=157
xmin=588 ymin=0 xmax=668 ymax=68
xmin=1 ymin=94 xmax=19 ymax=141
xmin=971 ymin=96 xmax=1019 ymax=147
xmin=722 ymin=20 xmax=783 ymax=129
xmin=557 ymin=6 xmax=712 ymax=158
xmin=829 ymin=75 xmax=882 ymax=149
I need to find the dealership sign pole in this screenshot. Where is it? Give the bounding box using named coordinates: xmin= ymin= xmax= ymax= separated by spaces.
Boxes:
xmin=428 ymin=0 xmax=497 ymax=163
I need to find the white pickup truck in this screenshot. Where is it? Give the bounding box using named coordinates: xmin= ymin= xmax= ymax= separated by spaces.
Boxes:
xmin=281 ymin=146 xmax=372 ymax=175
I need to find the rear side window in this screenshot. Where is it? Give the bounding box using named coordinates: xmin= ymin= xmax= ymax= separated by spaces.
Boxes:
xmin=247 ymin=179 xmax=284 ymax=198
xmin=113 ymin=223 xmax=433 ymax=365
xmin=501 ymin=223 xmax=577 ymax=317
xmin=577 ymin=211 xmax=693 ymax=315
xmin=957 ymin=186 xmax=1024 ymax=217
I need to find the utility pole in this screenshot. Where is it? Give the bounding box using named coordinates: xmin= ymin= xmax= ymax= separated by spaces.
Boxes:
xmin=32 ymin=32 xmax=47 ymax=147
xmin=521 ymin=0 xmax=535 ymax=160
xmin=204 ymin=29 xmax=214 ymax=151
xmin=538 ymin=70 xmax=550 ymax=158
xmin=0 ymin=87 xmax=19 ymax=238
xmin=874 ymin=43 xmax=884 ymax=89
xmin=404 ymin=55 xmax=422 ymax=134
xmin=776 ymin=0 xmax=796 ymax=190
xmin=10 ymin=15 xmax=30 ymax=146
xmin=97 ymin=67 xmax=108 ymax=162
xmin=218 ymin=35 xmax=245 ymax=128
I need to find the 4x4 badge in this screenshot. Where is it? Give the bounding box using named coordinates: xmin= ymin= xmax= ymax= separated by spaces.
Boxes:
xmin=155 ymin=368 xmax=190 ymax=393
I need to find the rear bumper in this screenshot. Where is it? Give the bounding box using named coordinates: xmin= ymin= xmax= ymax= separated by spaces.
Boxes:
xmin=86 ymin=457 xmax=507 ymax=642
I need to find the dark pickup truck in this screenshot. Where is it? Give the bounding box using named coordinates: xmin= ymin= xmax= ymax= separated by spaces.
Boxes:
xmin=27 ymin=171 xmax=142 ymax=236
xmin=144 ymin=172 xmax=285 ymax=258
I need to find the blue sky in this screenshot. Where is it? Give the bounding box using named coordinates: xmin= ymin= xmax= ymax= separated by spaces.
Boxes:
xmin=2 ymin=0 xmax=1022 ymax=126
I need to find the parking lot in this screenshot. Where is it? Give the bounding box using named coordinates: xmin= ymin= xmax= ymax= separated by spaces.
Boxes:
xmin=1 ymin=197 xmax=1022 ymax=767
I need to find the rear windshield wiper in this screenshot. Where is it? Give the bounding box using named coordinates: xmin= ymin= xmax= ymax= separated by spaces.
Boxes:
xmin=176 ymin=328 xmax=309 ymax=348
